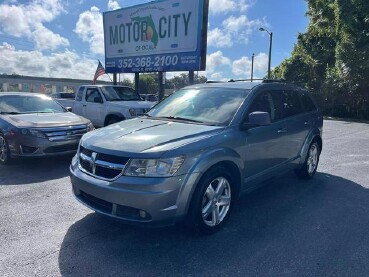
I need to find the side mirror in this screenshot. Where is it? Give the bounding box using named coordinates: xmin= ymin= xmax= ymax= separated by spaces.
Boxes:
xmin=241 ymin=111 xmax=271 ymax=130
xmin=65 ymin=106 xmax=72 ymax=112
xmin=94 ymin=96 xmax=103 ymax=103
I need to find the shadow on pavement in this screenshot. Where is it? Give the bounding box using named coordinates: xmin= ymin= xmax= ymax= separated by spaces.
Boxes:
xmin=58 ymin=172 xmax=369 ymax=276
xmin=0 ymin=154 xmax=73 ymax=185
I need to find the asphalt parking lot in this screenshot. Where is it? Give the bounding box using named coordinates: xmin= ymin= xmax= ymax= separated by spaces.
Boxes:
xmin=1 ymin=120 xmax=369 ymax=277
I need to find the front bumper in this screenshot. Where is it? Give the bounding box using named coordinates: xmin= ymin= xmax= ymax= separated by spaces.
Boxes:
xmin=7 ymin=135 xmax=80 ymax=158
xmin=70 ymin=157 xmax=200 ymax=226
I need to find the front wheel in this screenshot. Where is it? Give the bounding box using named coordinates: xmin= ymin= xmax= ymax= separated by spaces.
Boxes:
xmin=0 ymin=134 xmax=11 ymax=165
xmin=295 ymin=141 xmax=320 ymax=179
xmin=186 ymin=167 xmax=236 ymax=235
xmin=105 ymin=116 xmax=122 ymax=126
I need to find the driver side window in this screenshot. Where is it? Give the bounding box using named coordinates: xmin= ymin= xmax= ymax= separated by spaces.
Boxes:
xmin=247 ymin=92 xmax=276 ymax=122
xmin=86 ymin=89 xmax=101 ymax=103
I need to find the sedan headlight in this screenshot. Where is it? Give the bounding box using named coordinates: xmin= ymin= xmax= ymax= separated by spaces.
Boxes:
xmin=124 ymin=156 xmax=185 ymax=177
xmin=86 ymin=122 xmax=95 ymax=132
xmin=20 ymin=128 xmax=46 ymax=139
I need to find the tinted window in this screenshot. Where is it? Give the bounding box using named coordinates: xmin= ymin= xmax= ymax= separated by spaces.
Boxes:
xmin=248 ymin=92 xmax=273 ymax=121
xmin=281 ymin=90 xmax=303 ymax=117
xmin=300 ymin=91 xmax=317 ymax=112
xmin=76 ymin=87 xmax=84 ymax=101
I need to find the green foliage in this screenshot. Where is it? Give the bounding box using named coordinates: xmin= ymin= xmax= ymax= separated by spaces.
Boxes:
xmin=274 ymin=0 xmax=369 ymax=119
xmin=165 ymin=73 xmax=207 ymax=90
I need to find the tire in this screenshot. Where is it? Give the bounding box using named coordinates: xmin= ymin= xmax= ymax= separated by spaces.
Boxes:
xmin=105 ymin=116 xmax=122 ymax=126
xmin=186 ymin=167 xmax=236 ymax=235
xmin=295 ymin=141 xmax=320 ymax=179
xmin=0 ymin=133 xmax=11 ymax=165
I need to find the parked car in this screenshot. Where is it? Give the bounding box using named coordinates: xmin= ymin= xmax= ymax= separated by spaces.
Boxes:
xmin=53 ymin=85 xmax=154 ymax=127
xmin=70 ymin=80 xmax=323 ymax=234
xmin=0 ymin=93 xmax=94 ymax=164
xmin=50 ymin=92 xmax=76 ymax=108
xmin=141 ymin=94 xmax=158 ymax=102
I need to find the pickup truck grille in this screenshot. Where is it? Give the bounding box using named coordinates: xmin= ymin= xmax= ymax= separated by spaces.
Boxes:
xmin=40 ymin=124 xmax=88 ymax=142
xmin=79 ymin=146 xmax=129 ymax=180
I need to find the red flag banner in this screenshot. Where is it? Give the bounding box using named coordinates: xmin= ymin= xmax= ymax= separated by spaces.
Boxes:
xmin=92 ymin=60 xmax=106 ymax=84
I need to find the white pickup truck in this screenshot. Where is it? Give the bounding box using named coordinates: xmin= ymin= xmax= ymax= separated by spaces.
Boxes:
xmin=57 ymin=85 xmax=154 ymax=127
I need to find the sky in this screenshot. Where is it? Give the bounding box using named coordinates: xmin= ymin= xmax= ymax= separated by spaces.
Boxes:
xmin=0 ymin=0 xmax=308 ymax=82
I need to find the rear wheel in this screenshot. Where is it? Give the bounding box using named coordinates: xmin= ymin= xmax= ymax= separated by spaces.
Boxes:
xmin=0 ymin=134 xmax=11 ymax=165
xmin=186 ymin=167 xmax=236 ymax=235
xmin=295 ymin=141 xmax=320 ymax=179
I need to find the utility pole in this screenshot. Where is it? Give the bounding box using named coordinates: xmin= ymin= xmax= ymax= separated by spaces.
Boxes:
xmin=251 ymin=53 xmax=255 ymax=82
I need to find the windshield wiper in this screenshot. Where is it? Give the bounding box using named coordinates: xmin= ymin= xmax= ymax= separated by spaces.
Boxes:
xmin=157 ymin=116 xmax=205 ymax=123
xmin=0 ymin=111 xmax=21 ymax=115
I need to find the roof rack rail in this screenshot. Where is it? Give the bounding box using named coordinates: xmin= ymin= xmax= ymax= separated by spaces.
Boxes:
xmin=205 ymin=80 xmax=226 ymax=83
xmin=228 ymin=78 xmax=264 ymax=82
xmin=262 ymin=79 xmax=286 ymax=83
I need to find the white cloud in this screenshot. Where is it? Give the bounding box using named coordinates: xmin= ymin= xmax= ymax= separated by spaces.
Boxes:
xmin=207 ymin=28 xmax=232 ymax=48
xmin=208 ymin=15 xmax=269 ymax=48
xmin=0 ymin=43 xmax=110 ymax=81
xmin=108 ymin=0 xmax=120 ymax=10
xmin=232 ymin=53 xmax=268 ymax=78
xmin=206 ymin=51 xmax=231 ymax=74
xmin=32 ymin=24 xmax=69 ymax=50
xmin=209 ymin=0 xmax=252 ymax=15
xmin=74 ymin=6 xmax=104 ymax=55
xmin=0 ymin=0 xmax=69 ymax=50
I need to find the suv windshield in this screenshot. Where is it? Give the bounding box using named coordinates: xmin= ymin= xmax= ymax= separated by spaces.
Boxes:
xmin=0 ymin=95 xmax=65 ymax=114
xmin=101 ymin=86 xmax=141 ymax=101
xmin=147 ymin=88 xmax=248 ymax=125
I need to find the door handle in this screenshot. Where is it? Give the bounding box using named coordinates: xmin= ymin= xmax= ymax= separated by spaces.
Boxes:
xmin=304 ymin=121 xmax=310 ymax=125
xmin=277 ymin=128 xmax=287 ymax=134
xmin=83 ymin=105 xmax=87 ymax=107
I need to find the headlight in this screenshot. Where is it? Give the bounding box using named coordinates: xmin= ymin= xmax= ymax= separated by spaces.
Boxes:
xmin=129 ymin=108 xmax=137 ymax=116
xmin=86 ymin=122 xmax=95 ymax=132
xmin=124 ymin=156 xmax=185 ymax=177
xmin=20 ymin=128 xmax=46 ymax=138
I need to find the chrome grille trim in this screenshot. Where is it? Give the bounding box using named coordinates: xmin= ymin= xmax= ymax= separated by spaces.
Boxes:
xmin=78 ymin=146 xmax=127 ymax=181
xmin=39 ymin=124 xmax=88 ymax=141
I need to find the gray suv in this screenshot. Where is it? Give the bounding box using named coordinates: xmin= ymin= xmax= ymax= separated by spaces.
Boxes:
xmin=70 ymin=80 xmax=323 ymax=234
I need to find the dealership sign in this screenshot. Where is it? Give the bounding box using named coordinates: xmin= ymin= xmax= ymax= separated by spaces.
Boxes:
xmin=103 ymin=0 xmax=208 ymax=73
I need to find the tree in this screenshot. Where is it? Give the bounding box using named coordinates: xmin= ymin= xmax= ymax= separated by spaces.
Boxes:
xmin=273 ymin=0 xmax=369 ymax=119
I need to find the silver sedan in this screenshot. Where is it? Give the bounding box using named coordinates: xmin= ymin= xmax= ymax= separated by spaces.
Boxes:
xmin=0 ymin=92 xmax=94 ymax=164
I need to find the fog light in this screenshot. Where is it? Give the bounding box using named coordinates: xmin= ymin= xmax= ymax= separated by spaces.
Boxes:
xmin=139 ymin=210 xmax=147 ymax=218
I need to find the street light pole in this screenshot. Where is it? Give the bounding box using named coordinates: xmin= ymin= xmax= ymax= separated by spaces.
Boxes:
xmin=259 ymin=28 xmax=273 ymax=79
xmin=268 ymin=32 xmax=273 ymax=79
xmin=251 ymin=53 xmax=255 ymax=82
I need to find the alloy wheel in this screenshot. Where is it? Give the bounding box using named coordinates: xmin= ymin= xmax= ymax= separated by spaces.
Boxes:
xmin=307 ymin=144 xmax=318 ymax=175
xmin=0 ymin=136 xmax=8 ymax=163
xmin=201 ymin=177 xmax=231 ymax=227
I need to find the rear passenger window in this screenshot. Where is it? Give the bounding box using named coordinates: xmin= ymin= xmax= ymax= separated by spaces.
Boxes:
xmin=76 ymin=87 xmax=84 ymax=101
xmin=281 ymin=90 xmax=303 ymax=117
xmin=300 ymin=91 xmax=317 ymax=112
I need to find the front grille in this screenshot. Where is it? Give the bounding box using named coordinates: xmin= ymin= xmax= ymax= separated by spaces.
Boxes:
xmin=79 ymin=146 xmax=128 ymax=180
xmin=40 ymin=124 xmax=88 ymax=142
xmin=77 ymin=190 xmax=151 ymax=220
xmin=78 ymin=191 xmax=112 ymax=213
xmin=44 ymin=143 xmax=78 ymax=153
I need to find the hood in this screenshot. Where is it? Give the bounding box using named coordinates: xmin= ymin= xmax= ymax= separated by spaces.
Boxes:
xmin=82 ymin=117 xmax=224 ymax=156
xmin=108 ymin=101 xmax=154 ymax=109
xmin=4 ymin=112 xmax=89 ymax=128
